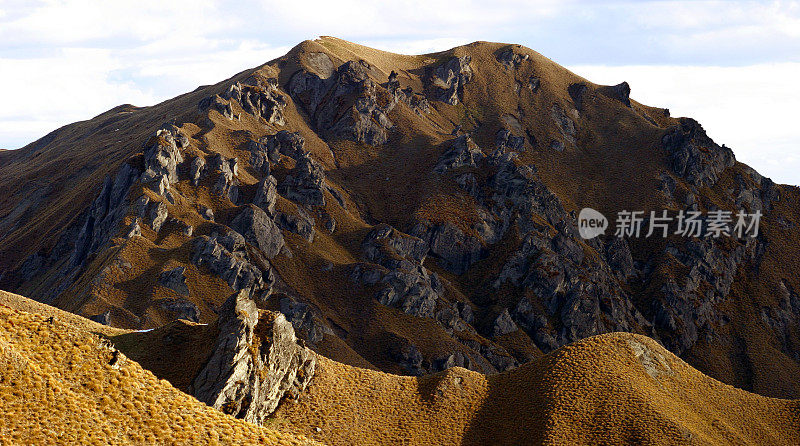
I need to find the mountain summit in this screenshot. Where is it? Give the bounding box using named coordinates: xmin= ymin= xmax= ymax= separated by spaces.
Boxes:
xmin=1 ymin=36 xmax=799 ymax=412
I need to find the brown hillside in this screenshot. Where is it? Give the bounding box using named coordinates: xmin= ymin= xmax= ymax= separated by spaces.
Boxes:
xmin=1 ymin=36 xmax=799 ymax=405
xmin=0 ymin=303 xmax=318 ymax=445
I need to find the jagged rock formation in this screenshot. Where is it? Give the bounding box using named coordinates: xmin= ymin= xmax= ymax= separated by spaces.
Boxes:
xmin=289 ymin=60 xmax=394 ymax=145
xmin=193 ymin=290 xmax=316 ymax=424
xmin=425 ymin=55 xmax=472 ymax=105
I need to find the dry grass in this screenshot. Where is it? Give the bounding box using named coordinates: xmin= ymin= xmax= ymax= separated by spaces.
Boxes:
xmin=0 ymin=304 xmax=320 ymax=445
xmin=275 ymin=333 xmax=800 ymax=446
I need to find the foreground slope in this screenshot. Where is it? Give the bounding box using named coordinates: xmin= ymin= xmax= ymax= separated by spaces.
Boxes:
xmin=274 ymin=333 xmax=800 ymax=445
xmin=1 ymin=37 xmax=799 ymax=399
xmin=3 ymin=291 xmax=798 ymax=445
xmin=0 ymin=301 xmax=316 ymax=445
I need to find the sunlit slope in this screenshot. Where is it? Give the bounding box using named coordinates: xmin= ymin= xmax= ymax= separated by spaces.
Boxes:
xmin=0 ymin=303 xmax=319 ymax=445
xmin=275 ymin=333 xmax=800 ymax=445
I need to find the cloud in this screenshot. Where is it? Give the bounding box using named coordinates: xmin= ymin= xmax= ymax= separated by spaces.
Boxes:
xmin=569 ymin=62 xmax=800 ymax=185
xmin=1 ymin=0 xmax=800 ymax=185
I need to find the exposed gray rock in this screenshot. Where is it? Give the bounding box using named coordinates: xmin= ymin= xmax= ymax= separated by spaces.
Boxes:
xmin=362 ymin=224 xmax=428 ymax=268
xmin=199 ymin=95 xmax=235 ymax=120
xmin=89 ymin=311 xmax=111 ymax=326
xmin=495 ymin=129 xmax=525 ymax=152
xmin=387 ymin=71 xmax=430 ymax=115
xmin=280 ymin=153 xmax=326 ymax=206
xmin=528 ymin=76 xmax=540 ymax=92
xmin=198 ymin=205 xmax=214 ymax=221
xmin=276 ymin=210 xmax=315 ymax=243
xmin=159 ymin=266 xmax=189 ymax=295
xmin=71 ymin=162 xmax=140 ymax=268
xmin=141 ymin=129 xmax=184 ymax=195
xmin=289 ymin=61 xmax=393 ymax=145
xmin=190 ymin=156 xmax=206 ymax=186
xmin=496 ymin=48 xmax=529 ymax=69
xmin=209 ymin=154 xmax=239 ymax=203
xmin=551 ymin=104 xmax=576 ymax=144
xmin=156 ymin=297 xmax=199 ymax=322
xmin=191 ymin=235 xmax=270 ymax=293
xmin=253 ymin=176 xmax=278 ymax=216
xmin=126 ymin=218 xmax=142 ymax=238
xmin=597 ymin=81 xmax=631 ymax=107
xmin=193 ymin=290 xmax=315 ymax=424
xmin=492 ymin=309 xmax=518 ymax=337
xmin=412 ymin=221 xmax=485 ymax=275
xmin=262 ymin=131 xmax=304 ymax=161
xmin=662 ymin=118 xmax=735 ymax=187
xmin=568 ymin=83 xmax=588 ymax=111
xmin=147 ymin=201 xmax=168 ymax=233
xmin=223 ymin=80 xmax=287 ymax=126
xmin=279 ymin=297 xmax=334 ymax=346
xmin=434 ymin=135 xmax=485 ymax=173
xmin=426 ymin=55 xmax=472 ymax=105
xmin=230 ymin=205 xmax=285 ymax=259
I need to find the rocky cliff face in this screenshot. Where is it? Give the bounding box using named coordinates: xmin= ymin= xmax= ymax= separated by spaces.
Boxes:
xmin=2 ymin=37 xmax=799 ymax=398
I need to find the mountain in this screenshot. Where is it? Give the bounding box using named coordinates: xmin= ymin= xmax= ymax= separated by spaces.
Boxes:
xmin=1 ymin=35 xmax=799 ymax=410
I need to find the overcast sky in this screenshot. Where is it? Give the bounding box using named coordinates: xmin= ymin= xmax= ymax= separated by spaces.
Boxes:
xmin=1 ymin=0 xmax=799 ymax=184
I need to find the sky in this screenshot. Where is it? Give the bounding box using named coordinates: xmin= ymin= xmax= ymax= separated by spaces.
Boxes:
xmin=1 ymin=0 xmax=799 ymax=183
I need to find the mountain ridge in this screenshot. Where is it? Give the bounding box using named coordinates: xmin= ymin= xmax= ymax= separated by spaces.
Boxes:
xmin=1 ymin=37 xmax=799 ymax=406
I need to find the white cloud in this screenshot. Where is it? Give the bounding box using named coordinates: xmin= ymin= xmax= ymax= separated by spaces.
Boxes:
xmin=1 ymin=0 xmax=800 ymax=186
xmin=569 ymin=62 xmax=800 ymax=185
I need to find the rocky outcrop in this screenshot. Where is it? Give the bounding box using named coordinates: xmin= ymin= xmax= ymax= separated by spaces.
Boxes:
xmin=434 ymin=135 xmax=485 ymax=173
xmin=567 ymin=83 xmax=588 ymax=111
xmin=141 ymin=129 xmax=184 ymax=196
xmin=426 ymin=56 xmax=473 ymax=105
xmin=230 ymin=205 xmax=285 ymax=259
xmin=362 ymin=224 xmax=428 ymax=268
xmin=598 ymin=82 xmax=631 ymax=107
xmin=651 ymin=236 xmax=759 ymax=354
xmin=159 ymin=266 xmax=189 ymax=295
xmin=209 ymin=154 xmax=239 ymax=203
xmin=193 ymin=290 xmax=315 ymax=424
xmin=412 ymin=221 xmax=485 ymax=275
xmin=276 ymin=210 xmax=315 ymax=243
xmin=189 ymin=156 xmax=206 ymax=186
xmin=495 ymin=129 xmax=525 ymax=152
xmin=662 ymin=118 xmax=735 ymax=187
xmin=387 ymin=70 xmax=430 ymax=115
xmin=551 ymin=104 xmax=576 ymax=146
xmin=198 ymin=95 xmax=234 ymax=120
xmin=191 ymin=234 xmax=272 ymax=293
xmin=289 ymin=61 xmax=394 ymax=145
xmin=223 ymin=79 xmax=287 ymax=126
xmin=253 ymin=176 xmax=278 ymax=216
xmin=279 ymin=153 xmax=326 ymax=206
xmin=70 ymin=162 xmax=140 ymax=269
xmin=496 ymin=48 xmax=529 ymax=70
xmin=156 ymin=297 xmax=199 ymax=323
